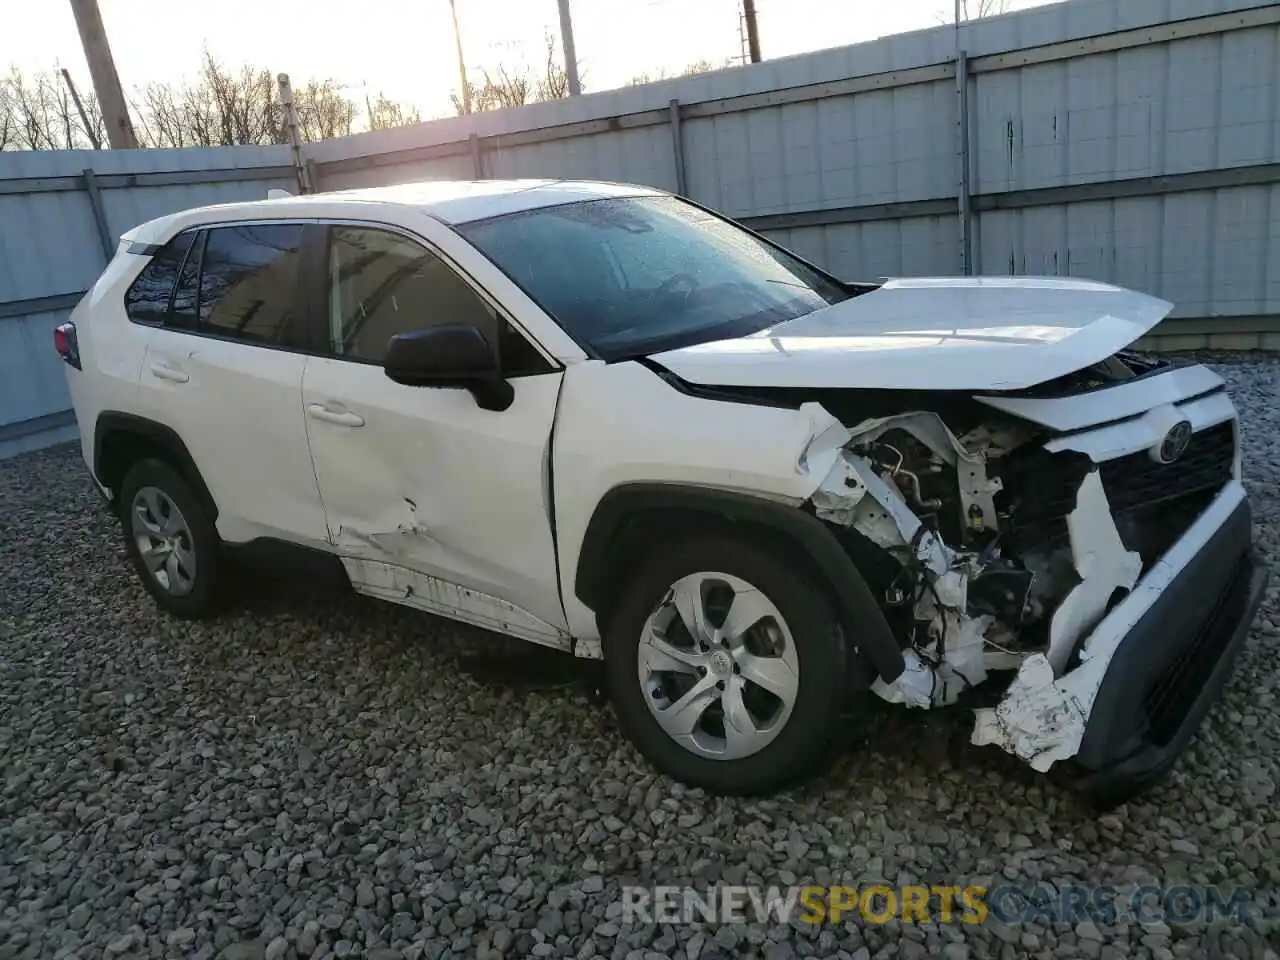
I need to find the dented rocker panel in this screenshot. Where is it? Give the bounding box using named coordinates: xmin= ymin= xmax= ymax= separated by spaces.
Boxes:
xmin=345 ymin=558 xmax=573 ymax=650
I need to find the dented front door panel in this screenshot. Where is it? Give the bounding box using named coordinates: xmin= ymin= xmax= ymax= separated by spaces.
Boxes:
xmin=302 ymin=357 xmax=569 ymax=641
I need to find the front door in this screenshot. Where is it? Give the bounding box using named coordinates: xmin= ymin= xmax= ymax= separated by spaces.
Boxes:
xmin=301 ymin=223 xmax=569 ymax=645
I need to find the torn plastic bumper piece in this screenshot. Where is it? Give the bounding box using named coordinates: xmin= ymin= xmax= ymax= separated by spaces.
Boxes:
xmin=1070 ymin=506 xmax=1267 ymax=802
xmin=972 ymin=482 xmax=1267 ymax=788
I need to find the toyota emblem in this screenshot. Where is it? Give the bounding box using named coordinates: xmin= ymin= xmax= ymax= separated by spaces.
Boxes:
xmin=1155 ymin=420 xmax=1193 ymax=464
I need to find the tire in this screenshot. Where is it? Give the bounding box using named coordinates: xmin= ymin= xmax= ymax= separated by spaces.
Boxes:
xmin=604 ymin=535 xmax=848 ymax=795
xmin=118 ymin=458 xmax=223 ymax=620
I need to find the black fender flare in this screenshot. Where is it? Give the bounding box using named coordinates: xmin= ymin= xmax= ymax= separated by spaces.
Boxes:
xmin=574 ymin=482 xmax=905 ymax=684
xmin=93 ymin=411 xmax=218 ymax=519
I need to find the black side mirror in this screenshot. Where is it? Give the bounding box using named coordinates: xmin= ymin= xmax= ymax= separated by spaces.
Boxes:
xmin=383 ymin=324 xmax=514 ymax=411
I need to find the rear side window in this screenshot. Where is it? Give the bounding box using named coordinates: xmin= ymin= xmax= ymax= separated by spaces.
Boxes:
xmin=198 ymin=224 xmax=305 ymax=348
xmin=123 ymin=231 xmax=195 ymax=325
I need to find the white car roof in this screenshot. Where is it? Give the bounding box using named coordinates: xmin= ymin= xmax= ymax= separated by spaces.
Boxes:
xmin=125 ymin=179 xmax=667 ymax=245
xmin=329 ymin=179 xmax=666 ymax=224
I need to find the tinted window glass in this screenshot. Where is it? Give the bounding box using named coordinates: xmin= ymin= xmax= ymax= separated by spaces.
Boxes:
xmin=329 ymin=227 xmax=499 ymax=364
xmin=123 ymin=231 xmax=195 ymax=325
xmin=198 ymin=224 xmax=305 ymax=347
xmin=459 ymin=196 xmax=851 ymax=361
xmin=497 ymin=321 xmax=551 ymax=376
xmin=169 ymin=231 xmax=204 ymax=331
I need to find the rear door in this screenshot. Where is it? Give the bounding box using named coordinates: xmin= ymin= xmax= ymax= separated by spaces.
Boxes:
xmin=135 ymin=222 xmax=329 ymax=548
xmin=300 ymin=222 xmax=568 ymax=643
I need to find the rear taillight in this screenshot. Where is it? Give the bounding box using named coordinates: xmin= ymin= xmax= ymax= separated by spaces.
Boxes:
xmin=54 ymin=321 xmax=81 ymax=370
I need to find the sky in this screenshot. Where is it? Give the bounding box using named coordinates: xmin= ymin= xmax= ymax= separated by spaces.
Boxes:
xmin=0 ymin=0 xmax=1056 ymax=120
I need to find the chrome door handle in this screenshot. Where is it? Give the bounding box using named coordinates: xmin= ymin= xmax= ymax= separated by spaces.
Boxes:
xmin=149 ymin=362 xmax=189 ymax=384
xmin=307 ymin=404 xmax=365 ymax=428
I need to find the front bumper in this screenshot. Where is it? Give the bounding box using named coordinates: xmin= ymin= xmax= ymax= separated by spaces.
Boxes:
xmin=970 ymin=481 xmax=1268 ymax=797
xmin=1070 ymin=496 xmax=1267 ymax=803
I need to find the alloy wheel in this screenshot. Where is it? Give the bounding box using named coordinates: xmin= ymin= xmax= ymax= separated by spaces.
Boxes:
xmin=637 ymin=571 xmax=800 ymax=760
xmin=130 ymin=486 xmax=197 ymax=596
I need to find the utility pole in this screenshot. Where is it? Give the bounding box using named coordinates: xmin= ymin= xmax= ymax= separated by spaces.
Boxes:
xmin=277 ymin=74 xmax=312 ymax=194
xmin=449 ymin=0 xmax=472 ymax=114
xmin=68 ymin=0 xmax=138 ymax=148
xmin=742 ymin=0 xmax=762 ymax=63
xmin=59 ymin=68 xmax=101 ymax=149
xmin=556 ymin=0 xmax=582 ymax=96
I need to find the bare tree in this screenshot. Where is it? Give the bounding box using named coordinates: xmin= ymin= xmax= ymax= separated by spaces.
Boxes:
xmin=451 ymin=33 xmax=585 ymax=116
xmin=201 ymin=52 xmax=282 ymax=145
xmin=295 ymin=79 xmax=356 ymax=141
xmin=76 ymin=86 xmax=108 ymax=148
xmin=947 ymin=0 xmax=1012 ymax=21
xmin=1 ymin=68 xmax=106 ymax=149
xmin=535 ymin=33 xmax=570 ymax=102
xmin=0 ymin=72 xmax=18 ymax=149
xmin=2 ymin=56 xmax=425 ymax=149
xmin=0 ymin=97 xmax=13 ymax=149
xmin=130 ymin=53 xmax=279 ymax=148
xmin=450 ymin=64 xmax=532 ymax=114
xmin=628 ymin=58 xmax=730 ymax=86
xmin=131 ymin=82 xmax=188 ymax=148
xmin=481 ymin=64 xmax=533 ymax=110
xmin=450 ymin=82 xmax=482 ymax=117
xmin=365 ymin=92 xmax=421 ymax=131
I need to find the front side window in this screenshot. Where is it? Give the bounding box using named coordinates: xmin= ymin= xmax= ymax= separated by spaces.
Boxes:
xmin=458 ymin=196 xmax=852 ymax=361
xmin=197 ymin=224 xmax=305 ymax=347
xmin=327 ymin=226 xmax=547 ymax=373
xmin=123 ymin=231 xmax=195 ymax=325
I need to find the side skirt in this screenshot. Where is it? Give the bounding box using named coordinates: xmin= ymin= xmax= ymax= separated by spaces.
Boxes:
xmin=343 ymin=558 xmax=573 ymax=652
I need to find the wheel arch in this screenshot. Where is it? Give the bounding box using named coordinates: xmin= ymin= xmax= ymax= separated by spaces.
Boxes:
xmin=93 ymin=411 xmax=218 ymax=520
xmin=574 ymin=482 xmax=904 ymax=685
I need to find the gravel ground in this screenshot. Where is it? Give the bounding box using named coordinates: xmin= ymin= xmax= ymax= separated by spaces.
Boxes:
xmin=1 ymin=355 xmax=1278 ymax=960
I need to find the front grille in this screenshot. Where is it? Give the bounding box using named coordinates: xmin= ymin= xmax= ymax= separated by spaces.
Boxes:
xmin=1142 ymin=554 xmax=1252 ymax=746
xmin=1099 ymin=421 xmax=1234 ymax=512
xmin=997 ymin=421 xmax=1235 ymax=559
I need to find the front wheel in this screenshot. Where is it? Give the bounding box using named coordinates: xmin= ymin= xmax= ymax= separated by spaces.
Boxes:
xmin=604 ymin=536 xmax=848 ymax=795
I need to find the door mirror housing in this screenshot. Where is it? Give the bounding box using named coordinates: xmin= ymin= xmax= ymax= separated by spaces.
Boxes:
xmin=383 ymin=324 xmax=514 ymax=411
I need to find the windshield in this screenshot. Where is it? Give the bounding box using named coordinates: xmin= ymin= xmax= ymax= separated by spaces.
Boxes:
xmin=458 ymin=195 xmax=852 ymax=360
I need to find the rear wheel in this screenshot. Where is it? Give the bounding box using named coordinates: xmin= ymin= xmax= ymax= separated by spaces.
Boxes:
xmin=604 ymin=536 xmax=847 ymax=794
xmin=118 ymin=458 xmax=223 ymax=619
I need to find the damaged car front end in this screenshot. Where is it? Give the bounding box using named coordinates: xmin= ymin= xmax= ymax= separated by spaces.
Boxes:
xmin=794 ymin=353 xmax=1267 ymax=802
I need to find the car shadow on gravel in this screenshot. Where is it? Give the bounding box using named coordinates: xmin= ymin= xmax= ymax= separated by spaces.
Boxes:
xmin=189 ymin=570 xmax=599 ymax=706
xmin=221 ymin=574 xmax=1096 ymax=815
xmin=137 ymin=500 xmax=1270 ymax=846
xmin=209 ymin=570 xmax=1095 ymax=795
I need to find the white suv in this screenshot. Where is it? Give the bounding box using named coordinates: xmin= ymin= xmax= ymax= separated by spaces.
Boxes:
xmin=58 ymin=178 xmax=1266 ymax=803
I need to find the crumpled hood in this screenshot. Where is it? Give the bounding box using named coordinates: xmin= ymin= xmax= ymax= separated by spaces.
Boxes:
xmin=649 ymin=276 xmax=1173 ymax=392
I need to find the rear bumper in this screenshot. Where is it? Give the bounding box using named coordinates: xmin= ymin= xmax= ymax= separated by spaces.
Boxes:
xmin=1070 ymin=498 xmax=1267 ymax=801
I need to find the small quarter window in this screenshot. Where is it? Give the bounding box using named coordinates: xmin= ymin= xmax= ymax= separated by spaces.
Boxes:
xmin=123 ymin=231 xmax=195 ymax=325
